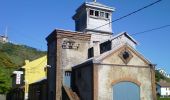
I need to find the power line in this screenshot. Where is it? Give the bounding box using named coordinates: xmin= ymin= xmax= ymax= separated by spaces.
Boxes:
xmin=131 ymin=24 xmax=170 ymax=36
xmin=92 ymin=0 xmax=163 ymax=31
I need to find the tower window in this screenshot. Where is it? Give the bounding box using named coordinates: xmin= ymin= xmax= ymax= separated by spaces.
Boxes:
xmin=89 ymin=10 xmax=94 ymax=16
xmin=100 ymin=12 xmax=104 ymax=18
xmin=105 ymin=13 xmax=109 ymax=18
xmin=95 ymin=11 xmax=99 ymax=17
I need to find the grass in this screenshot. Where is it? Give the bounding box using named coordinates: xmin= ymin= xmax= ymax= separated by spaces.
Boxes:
xmin=158 ymin=96 xmax=170 ymax=100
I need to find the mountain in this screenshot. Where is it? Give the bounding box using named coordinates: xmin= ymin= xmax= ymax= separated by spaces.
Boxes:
xmin=0 ymin=42 xmax=46 ymax=94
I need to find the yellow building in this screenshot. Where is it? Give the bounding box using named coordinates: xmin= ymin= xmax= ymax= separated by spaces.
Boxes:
xmin=22 ymin=56 xmax=47 ymax=100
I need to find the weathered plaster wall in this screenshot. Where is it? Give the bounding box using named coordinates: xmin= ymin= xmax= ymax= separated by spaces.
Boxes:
xmin=97 ymin=47 xmax=153 ymax=100
xmin=111 ymin=34 xmax=136 ymax=49
xmin=87 ymin=17 xmax=112 ymax=33
xmin=90 ymin=32 xmax=112 ymax=43
xmin=61 ymin=39 xmax=90 ymax=70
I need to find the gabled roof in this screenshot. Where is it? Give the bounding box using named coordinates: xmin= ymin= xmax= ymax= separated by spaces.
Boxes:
xmin=111 ymin=32 xmax=138 ymax=45
xmin=73 ymin=44 xmax=153 ymax=68
xmin=94 ymin=44 xmax=152 ymax=65
xmin=157 ymin=82 xmax=170 ymax=87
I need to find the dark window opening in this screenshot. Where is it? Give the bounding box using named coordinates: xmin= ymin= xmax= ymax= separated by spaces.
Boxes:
xmin=90 ymin=10 xmax=94 ymax=15
xmin=122 ymin=51 xmax=130 ymax=60
xmin=95 ymin=11 xmax=99 ymax=16
xmin=65 ymin=71 xmax=71 ymax=76
xmin=100 ymin=41 xmax=111 ymax=54
xmin=105 ymin=13 xmax=109 ymax=18
xmin=88 ymin=47 xmax=94 ymax=58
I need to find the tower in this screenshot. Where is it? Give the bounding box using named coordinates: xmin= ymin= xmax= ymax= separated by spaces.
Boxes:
xmin=73 ymin=0 xmax=115 ymax=42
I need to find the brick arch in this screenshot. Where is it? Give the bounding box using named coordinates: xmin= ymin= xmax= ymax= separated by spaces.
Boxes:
xmin=112 ymin=77 xmax=141 ymax=86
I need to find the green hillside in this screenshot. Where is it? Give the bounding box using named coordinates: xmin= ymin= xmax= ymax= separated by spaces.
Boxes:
xmin=0 ymin=42 xmax=46 ymax=94
xmin=155 ymin=70 xmax=170 ymax=83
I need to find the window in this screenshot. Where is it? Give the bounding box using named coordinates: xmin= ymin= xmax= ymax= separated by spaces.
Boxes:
xmin=100 ymin=12 xmax=104 ymax=18
xmin=95 ymin=11 xmax=99 ymax=17
xmin=89 ymin=10 xmax=94 ymax=16
xmin=64 ymin=71 xmax=71 ymax=87
xmin=88 ymin=47 xmax=94 ymax=58
xmin=105 ymin=12 xmax=109 ymax=18
xmin=100 ymin=41 xmax=111 ymax=54
xmin=89 ymin=9 xmax=110 ymax=19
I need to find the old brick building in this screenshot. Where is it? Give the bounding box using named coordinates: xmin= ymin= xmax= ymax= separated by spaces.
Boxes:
xmin=46 ymin=0 xmax=156 ymax=100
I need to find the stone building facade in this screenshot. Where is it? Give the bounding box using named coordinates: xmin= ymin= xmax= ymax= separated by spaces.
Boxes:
xmin=72 ymin=44 xmax=156 ymax=100
xmin=46 ymin=30 xmax=91 ymax=100
xmin=46 ymin=1 xmax=156 ymax=100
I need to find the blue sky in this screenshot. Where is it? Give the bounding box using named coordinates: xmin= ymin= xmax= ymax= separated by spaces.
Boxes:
xmin=0 ymin=0 xmax=170 ymax=72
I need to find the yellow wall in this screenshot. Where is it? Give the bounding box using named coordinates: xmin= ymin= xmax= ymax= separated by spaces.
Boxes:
xmin=22 ymin=56 xmax=47 ymax=94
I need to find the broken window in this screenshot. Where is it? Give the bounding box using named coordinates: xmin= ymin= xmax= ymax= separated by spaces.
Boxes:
xmin=105 ymin=12 xmax=109 ymax=18
xmin=88 ymin=47 xmax=94 ymax=58
xmin=89 ymin=10 xmax=94 ymax=16
xmin=100 ymin=40 xmax=111 ymax=54
xmin=100 ymin=12 xmax=104 ymax=18
xmin=95 ymin=11 xmax=99 ymax=17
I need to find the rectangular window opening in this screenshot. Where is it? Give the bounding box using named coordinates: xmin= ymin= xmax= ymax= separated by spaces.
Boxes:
xmin=95 ymin=11 xmax=99 ymax=17
xmin=89 ymin=10 xmax=94 ymax=16
xmin=88 ymin=47 xmax=94 ymax=58
xmin=100 ymin=12 xmax=104 ymax=18
xmin=100 ymin=40 xmax=111 ymax=54
xmin=105 ymin=13 xmax=109 ymax=18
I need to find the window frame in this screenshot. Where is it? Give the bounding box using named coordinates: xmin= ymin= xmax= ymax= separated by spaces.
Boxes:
xmin=89 ymin=9 xmax=94 ymax=16
xmin=100 ymin=11 xmax=105 ymax=18
xmin=105 ymin=12 xmax=109 ymax=19
xmin=89 ymin=9 xmax=110 ymax=20
xmin=95 ymin=10 xmax=99 ymax=17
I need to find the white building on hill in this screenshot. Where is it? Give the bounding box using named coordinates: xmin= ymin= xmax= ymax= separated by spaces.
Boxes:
xmin=0 ymin=35 xmax=8 ymax=43
xmin=157 ymin=82 xmax=170 ymax=97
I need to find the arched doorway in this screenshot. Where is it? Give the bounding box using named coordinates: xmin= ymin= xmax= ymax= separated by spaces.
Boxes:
xmin=113 ymin=81 xmax=140 ymax=100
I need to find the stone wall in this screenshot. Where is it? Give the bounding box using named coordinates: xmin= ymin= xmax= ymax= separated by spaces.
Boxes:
xmin=46 ymin=29 xmax=91 ymax=100
xmin=98 ymin=65 xmax=152 ymax=100
xmin=61 ymin=39 xmax=90 ymax=70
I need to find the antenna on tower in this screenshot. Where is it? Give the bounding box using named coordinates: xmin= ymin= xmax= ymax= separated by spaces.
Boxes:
xmin=93 ymin=0 xmax=96 ymax=2
xmin=5 ymin=26 xmax=8 ymax=38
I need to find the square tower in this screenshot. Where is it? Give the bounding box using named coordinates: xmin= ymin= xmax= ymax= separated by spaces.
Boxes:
xmin=73 ymin=1 xmax=115 ymax=42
